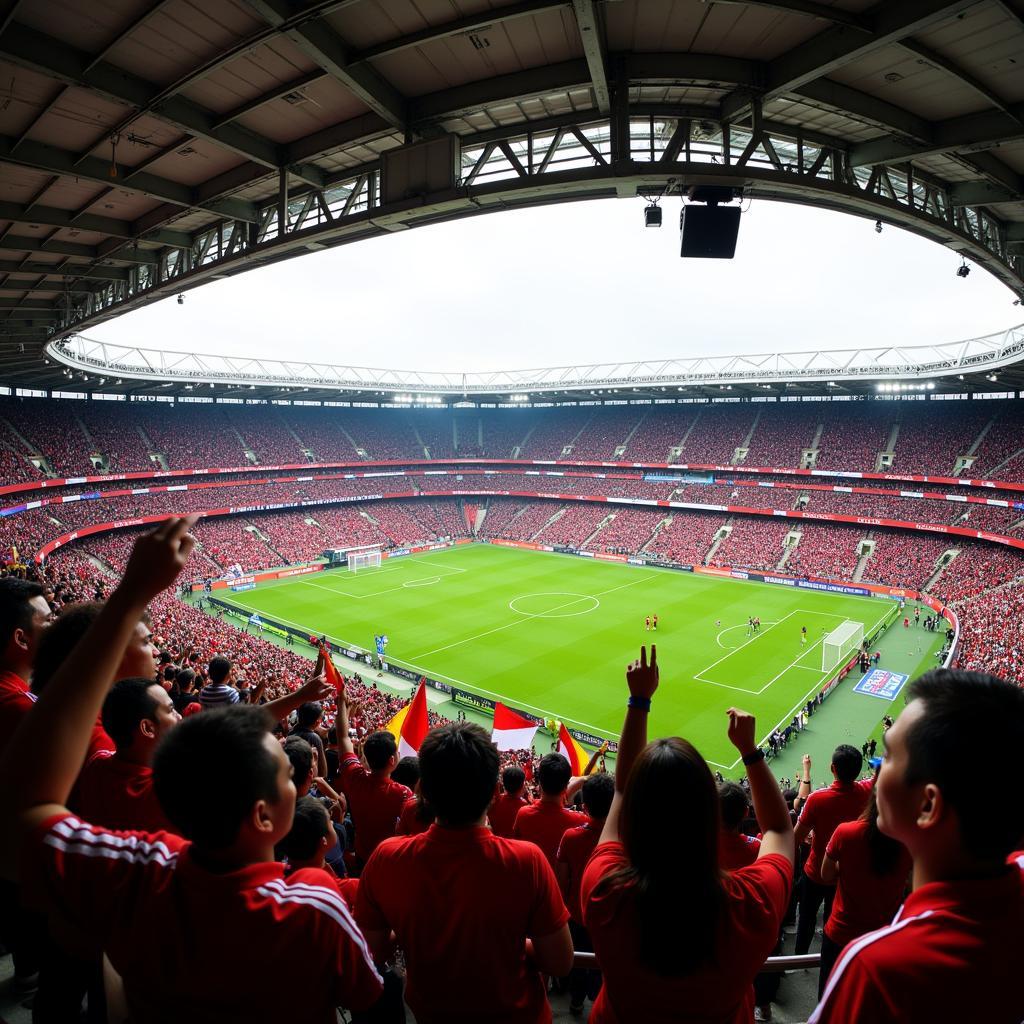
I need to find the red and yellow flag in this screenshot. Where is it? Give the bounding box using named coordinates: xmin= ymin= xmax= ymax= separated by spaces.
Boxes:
xmin=385 ymin=679 xmax=429 ymax=757
xmin=319 ymin=642 xmax=345 ymax=701
xmin=557 ymin=723 xmax=591 ymax=776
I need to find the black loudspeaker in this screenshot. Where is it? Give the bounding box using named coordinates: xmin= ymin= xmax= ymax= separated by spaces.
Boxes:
xmin=679 ymin=204 xmax=741 ymax=258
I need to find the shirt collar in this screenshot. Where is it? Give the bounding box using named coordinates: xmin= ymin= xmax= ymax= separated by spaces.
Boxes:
xmin=901 ymin=868 xmax=1022 ymax=919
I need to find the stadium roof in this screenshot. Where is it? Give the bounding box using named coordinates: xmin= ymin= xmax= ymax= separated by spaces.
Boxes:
xmin=1 ymin=0 xmax=1023 ymax=399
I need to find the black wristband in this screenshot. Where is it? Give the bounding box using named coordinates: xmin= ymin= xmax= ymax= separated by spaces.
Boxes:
xmin=627 ymin=696 xmax=651 ymax=712
xmin=742 ymin=748 xmax=766 ymax=766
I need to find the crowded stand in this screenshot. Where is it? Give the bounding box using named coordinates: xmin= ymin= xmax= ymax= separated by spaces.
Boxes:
xmin=409 ymin=412 xmax=455 ymax=459
xmin=860 ymin=533 xmax=952 ymax=591
xmin=335 ymin=409 xmax=419 ymax=460
xmin=709 ymin=517 xmax=791 ymax=571
xmin=480 ymin=499 xmax=562 ymax=541
xmin=533 ymin=503 xmax=611 ymax=548
xmin=76 ymin=403 xmax=155 ymax=473
xmin=924 ymin=543 xmax=1024 ymax=603
xmin=889 ymin=402 xmax=991 ymax=477
xmin=141 ymin=404 xmax=249 ymax=468
xmin=953 ymin=577 xmax=1024 ymax=681
xmin=677 ymin=404 xmax=758 ymax=465
xmin=642 ymin=511 xmax=726 ymax=564
xmin=1 ymin=399 xmax=97 ymax=477
xmin=223 ymin=406 xmax=307 ymax=465
xmin=520 ymin=408 xmax=593 ymax=459
xmin=784 ymin=524 xmax=863 ymax=580
xmin=476 ymin=409 xmax=536 ymax=457
xmin=280 ymin=406 xmax=350 ymax=461
xmin=964 ymin=400 xmax=1024 ymax=479
xmin=189 ymin=518 xmax=284 ymax=574
xmin=586 ymin=507 xmax=665 ymax=554
xmin=566 ymin=408 xmax=643 ymax=461
xmin=742 ymin=403 xmax=817 ymax=468
xmin=814 ymin=404 xmax=894 ymax=472
xmin=620 ymin=408 xmax=695 ymax=463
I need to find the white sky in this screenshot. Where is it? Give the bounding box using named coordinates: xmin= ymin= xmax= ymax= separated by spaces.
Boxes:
xmin=88 ymin=199 xmax=1019 ymax=373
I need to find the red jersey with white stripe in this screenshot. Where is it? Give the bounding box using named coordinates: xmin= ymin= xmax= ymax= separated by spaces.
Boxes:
xmin=74 ymin=754 xmax=174 ymax=834
xmin=338 ymin=752 xmax=411 ymax=862
xmin=26 ymin=814 xmax=383 ymax=1023
xmin=810 ymin=865 xmax=1024 ymax=1023
xmin=0 ymin=669 xmax=33 ymax=757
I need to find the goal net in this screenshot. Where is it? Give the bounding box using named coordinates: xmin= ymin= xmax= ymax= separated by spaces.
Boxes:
xmin=822 ymin=620 xmax=864 ymax=673
xmin=347 ymin=549 xmax=382 ymax=572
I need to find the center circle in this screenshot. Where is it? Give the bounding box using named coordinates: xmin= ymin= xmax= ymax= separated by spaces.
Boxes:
xmin=508 ymin=592 xmax=601 ymax=618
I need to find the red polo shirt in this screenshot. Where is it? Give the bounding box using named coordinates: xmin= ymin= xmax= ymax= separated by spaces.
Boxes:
xmin=338 ymin=752 xmax=412 ymax=862
xmin=797 ymin=779 xmax=871 ymax=883
xmin=556 ymin=820 xmax=602 ymax=923
xmin=718 ymin=829 xmax=762 ymax=872
xmin=398 ymin=795 xmax=431 ymax=836
xmin=25 ymin=813 xmax=383 ymax=1023
xmin=0 ymin=669 xmax=33 ymax=755
xmin=356 ymin=824 xmax=568 ymax=1024
xmin=810 ymin=866 xmax=1024 ymax=1023
xmin=582 ymin=842 xmax=791 ymax=1023
xmin=823 ymin=818 xmax=911 ymax=948
xmin=513 ymin=800 xmax=588 ymax=868
xmin=75 ymin=753 xmax=174 ymax=834
xmin=490 ymin=791 xmax=529 ymax=838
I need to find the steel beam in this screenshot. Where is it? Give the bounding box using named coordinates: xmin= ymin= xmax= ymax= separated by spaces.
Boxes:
xmin=0 ymin=24 xmax=322 ymax=188
xmin=211 ymin=71 xmax=328 ymax=130
xmin=571 ymin=1 xmax=611 ymax=113
xmin=705 ymin=0 xmax=869 ymax=27
xmin=243 ymin=0 xmax=406 ymax=130
xmin=0 ymin=135 xmax=259 ymax=223
xmin=720 ymin=0 xmax=979 ymax=121
xmin=0 ymin=201 xmax=192 ymax=247
xmin=850 ymin=106 xmax=1024 ymax=166
xmin=0 ymin=260 xmax=128 ymax=282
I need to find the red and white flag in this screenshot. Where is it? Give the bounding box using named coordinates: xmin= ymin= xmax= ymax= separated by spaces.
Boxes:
xmin=491 ymin=702 xmax=539 ymax=751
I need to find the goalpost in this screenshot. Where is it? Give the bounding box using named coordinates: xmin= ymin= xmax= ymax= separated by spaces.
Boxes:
xmin=822 ymin=620 xmax=864 ymax=673
xmin=346 ymin=546 xmax=382 ymax=573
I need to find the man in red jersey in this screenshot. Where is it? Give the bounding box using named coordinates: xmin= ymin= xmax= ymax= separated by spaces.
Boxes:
xmin=793 ymin=744 xmax=870 ymax=954
xmin=811 ymin=670 xmax=1024 ymax=1023
xmin=556 ymin=771 xmax=614 ymax=1016
xmin=76 ymin=677 xmax=180 ymax=833
xmin=490 ymin=764 xmax=531 ymax=838
xmin=513 ymin=752 xmax=587 ymax=867
xmin=0 ymin=519 xmax=384 ymax=1023
xmin=336 ymin=696 xmax=412 ymax=869
xmin=0 ymin=578 xmax=51 ymax=990
xmin=357 ymin=719 xmax=572 ymax=1023
xmin=0 ymin=579 xmax=50 ymax=757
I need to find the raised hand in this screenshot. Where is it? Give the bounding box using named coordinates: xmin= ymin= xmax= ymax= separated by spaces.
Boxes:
xmin=297 ymin=672 xmax=331 ymax=702
xmin=726 ymin=707 xmax=757 ymax=757
xmin=802 ymin=753 xmax=811 ymax=772
xmin=117 ymin=516 xmax=198 ymax=607
xmin=626 ymin=645 xmax=659 ymax=700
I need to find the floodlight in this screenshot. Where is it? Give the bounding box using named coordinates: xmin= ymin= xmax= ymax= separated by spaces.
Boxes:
xmin=875 ymin=220 xmax=882 ymax=233
xmin=177 ymin=294 xmax=185 ymax=304
xmin=644 ymin=203 xmax=662 ymax=227
xmin=956 ymin=261 xmax=970 ymax=278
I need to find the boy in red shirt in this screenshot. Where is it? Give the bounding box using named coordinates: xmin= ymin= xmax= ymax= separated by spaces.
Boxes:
xmin=718 ymin=781 xmax=762 ymax=871
xmin=513 ymin=752 xmax=587 ymax=867
xmin=336 ymin=696 xmax=412 ymax=868
xmin=793 ymin=744 xmax=870 ymax=954
xmin=811 ymin=669 xmax=1024 ymax=1023
xmin=356 ymin=719 xmax=573 ymax=1023
xmin=556 ymin=771 xmax=614 ymax=1016
xmin=0 ymin=519 xmax=383 ymax=1023
xmin=490 ymin=764 xmax=531 ymax=838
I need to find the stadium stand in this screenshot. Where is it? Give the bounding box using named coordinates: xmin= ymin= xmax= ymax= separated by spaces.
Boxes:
xmin=709 ymin=517 xmax=791 ymax=571
xmin=785 ymin=524 xmax=864 ymax=580
xmin=678 ymin=404 xmax=758 ymax=465
xmin=814 ymin=403 xmax=895 ymax=472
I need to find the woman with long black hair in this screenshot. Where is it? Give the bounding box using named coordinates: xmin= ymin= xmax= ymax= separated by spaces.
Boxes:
xmin=581 ymin=646 xmax=795 ymax=1023
xmin=817 ymin=785 xmax=912 ymax=996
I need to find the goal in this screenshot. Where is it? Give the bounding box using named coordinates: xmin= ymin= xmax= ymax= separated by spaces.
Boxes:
xmin=822 ymin=620 xmax=864 ymax=673
xmin=347 ymin=548 xmax=382 ymax=572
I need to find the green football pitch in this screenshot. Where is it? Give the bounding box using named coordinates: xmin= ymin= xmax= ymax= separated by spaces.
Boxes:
xmin=217 ymin=544 xmax=898 ymax=772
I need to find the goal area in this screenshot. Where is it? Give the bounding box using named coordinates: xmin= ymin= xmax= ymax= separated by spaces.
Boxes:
xmin=347 ymin=548 xmax=382 ymax=572
xmin=822 ymin=620 xmax=864 ymax=672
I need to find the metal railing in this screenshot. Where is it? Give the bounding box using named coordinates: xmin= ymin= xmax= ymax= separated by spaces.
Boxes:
xmin=572 ymin=952 xmax=820 ymax=973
